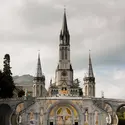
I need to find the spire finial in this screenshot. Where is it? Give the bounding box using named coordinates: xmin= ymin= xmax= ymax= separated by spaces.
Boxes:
xmin=64 ymin=5 xmax=66 ymax=13
xmin=89 ymin=49 xmax=91 ymax=59
xmin=38 ymin=50 xmax=40 ymax=58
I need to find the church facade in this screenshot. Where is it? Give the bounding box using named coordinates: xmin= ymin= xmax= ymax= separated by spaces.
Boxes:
xmin=1 ymin=10 xmax=125 ymax=125
xmin=19 ymin=10 xmax=116 ymax=125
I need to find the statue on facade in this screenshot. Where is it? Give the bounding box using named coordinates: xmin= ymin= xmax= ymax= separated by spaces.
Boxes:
xmin=106 ymin=114 xmax=111 ymax=125
xmin=84 ymin=109 xmax=89 ymax=125
xmin=112 ymin=112 xmax=118 ymax=125
xmin=18 ymin=115 xmax=22 ymax=124
xmin=40 ymin=108 xmax=44 ymax=125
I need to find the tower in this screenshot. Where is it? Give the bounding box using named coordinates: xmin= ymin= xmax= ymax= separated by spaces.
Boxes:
xmin=33 ymin=52 xmax=45 ymax=97
xmin=83 ymin=51 xmax=95 ymax=97
xmin=55 ymin=9 xmax=73 ymax=86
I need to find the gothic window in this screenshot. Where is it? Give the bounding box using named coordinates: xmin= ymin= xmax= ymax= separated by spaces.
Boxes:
xmin=62 ymin=47 xmax=64 ymax=59
xmin=89 ymin=85 xmax=92 ymax=96
xmin=85 ymin=86 xmax=87 ymax=96
xmin=65 ymin=47 xmax=67 ymax=59
xmin=62 ymin=70 xmax=67 ymax=76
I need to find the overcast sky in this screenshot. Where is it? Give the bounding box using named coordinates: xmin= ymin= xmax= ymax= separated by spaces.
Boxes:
xmin=0 ymin=0 xmax=125 ymax=99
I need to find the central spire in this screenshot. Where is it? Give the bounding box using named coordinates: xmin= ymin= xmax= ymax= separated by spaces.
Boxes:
xmin=60 ymin=8 xmax=70 ymax=45
xmin=55 ymin=9 xmax=73 ymax=87
xmin=62 ymin=8 xmax=68 ymax=34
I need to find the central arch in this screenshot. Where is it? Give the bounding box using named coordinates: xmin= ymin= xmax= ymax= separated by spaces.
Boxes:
xmin=46 ymin=100 xmax=82 ymax=125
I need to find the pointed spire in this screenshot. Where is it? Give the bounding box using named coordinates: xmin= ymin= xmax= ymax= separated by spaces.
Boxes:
xmin=36 ymin=50 xmax=42 ymax=79
xmin=60 ymin=7 xmax=70 ymax=45
xmin=62 ymin=7 xmax=68 ymax=34
xmin=88 ymin=50 xmax=94 ymax=77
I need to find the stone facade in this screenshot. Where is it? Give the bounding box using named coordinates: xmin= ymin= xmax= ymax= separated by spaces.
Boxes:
xmin=0 ymin=10 xmax=125 ymax=125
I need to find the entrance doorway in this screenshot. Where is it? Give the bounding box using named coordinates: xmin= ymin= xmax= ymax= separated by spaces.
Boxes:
xmin=50 ymin=122 xmax=53 ymax=125
xmin=75 ymin=122 xmax=78 ymax=125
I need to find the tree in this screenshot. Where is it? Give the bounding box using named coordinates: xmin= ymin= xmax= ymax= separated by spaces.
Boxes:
xmin=0 ymin=54 xmax=15 ymax=98
xmin=18 ymin=90 xmax=25 ymax=97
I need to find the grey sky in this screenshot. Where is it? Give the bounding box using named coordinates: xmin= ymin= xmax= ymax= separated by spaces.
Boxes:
xmin=0 ymin=0 xmax=125 ymax=98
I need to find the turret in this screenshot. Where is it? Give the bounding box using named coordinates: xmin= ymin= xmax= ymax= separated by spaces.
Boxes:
xmin=84 ymin=51 xmax=95 ymax=97
xmin=33 ymin=52 xmax=46 ymax=97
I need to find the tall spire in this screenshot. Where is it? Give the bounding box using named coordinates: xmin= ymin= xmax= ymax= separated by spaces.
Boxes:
xmin=60 ymin=7 xmax=70 ymax=45
xmin=34 ymin=51 xmax=44 ymax=82
xmin=37 ymin=51 xmax=42 ymax=78
xmin=62 ymin=7 xmax=68 ymax=34
xmin=88 ymin=50 xmax=94 ymax=77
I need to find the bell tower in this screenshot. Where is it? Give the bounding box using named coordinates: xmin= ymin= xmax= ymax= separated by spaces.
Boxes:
xmin=83 ymin=51 xmax=95 ymax=97
xmin=55 ymin=9 xmax=73 ymax=87
xmin=33 ymin=52 xmax=46 ymax=97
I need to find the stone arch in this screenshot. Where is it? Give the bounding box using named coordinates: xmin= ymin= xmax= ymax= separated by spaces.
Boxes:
xmin=103 ymin=101 xmax=113 ymax=115
xmin=46 ymin=100 xmax=82 ymax=125
xmin=0 ymin=103 xmax=12 ymax=125
xmin=116 ymin=104 xmax=125 ymax=125
xmin=47 ymin=100 xmax=81 ymax=118
xmin=11 ymin=101 xmax=25 ymax=125
xmin=116 ymin=104 xmax=125 ymax=112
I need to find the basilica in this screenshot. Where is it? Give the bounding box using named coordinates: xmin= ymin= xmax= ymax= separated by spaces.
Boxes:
xmin=1 ymin=10 xmax=125 ymax=125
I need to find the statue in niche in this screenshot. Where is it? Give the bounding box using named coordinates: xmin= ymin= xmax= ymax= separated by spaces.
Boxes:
xmin=29 ymin=111 xmax=37 ymax=125
xmin=84 ymin=109 xmax=89 ymax=125
xmin=40 ymin=108 xmax=44 ymax=125
xmin=95 ymin=111 xmax=98 ymax=125
xmin=112 ymin=112 xmax=117 ymax=125
xmin=18 ymin=115 xmax=22 ymax=124
xmin=106 ymin=114 xmax=111 ymax=125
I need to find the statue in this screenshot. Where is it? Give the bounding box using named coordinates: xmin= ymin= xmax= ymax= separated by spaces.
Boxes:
xmin=19 ymin=115 xmax=22 ymax=124
xmin=106 ymin=114 xmax=111 ymax=125
xmin=112 ymin=112 xmax=117 ymax=125
xmin=84 ymin=109 xmax=89 ymax=125
xmin=95 ymin=112 xmax=98 ymax=125
xmin=40 ymin=108 xmax=44 ymax=125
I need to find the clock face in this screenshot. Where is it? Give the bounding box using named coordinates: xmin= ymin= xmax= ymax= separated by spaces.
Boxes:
xmin=62 ymin=71 xmax=67 ymax=76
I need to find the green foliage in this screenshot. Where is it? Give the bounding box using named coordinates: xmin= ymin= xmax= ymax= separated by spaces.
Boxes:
xmin=117 ymin=111 xmax=125 ymax=120
xmin=18 ymin=90 xmax=25 ymax=97
xmin=0 ymin=54 xmax=15 ymax=98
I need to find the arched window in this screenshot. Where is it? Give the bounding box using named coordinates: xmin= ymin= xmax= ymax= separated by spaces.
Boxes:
xmin=85 ymin=86 xmax=87 ymax=96
xmin=62 ymin=47 xmax=64 ymax=59
xmin=65 ymin=47 xmax=67 ymax=59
